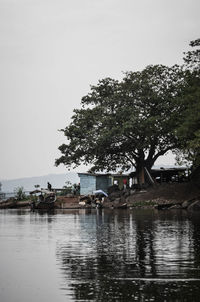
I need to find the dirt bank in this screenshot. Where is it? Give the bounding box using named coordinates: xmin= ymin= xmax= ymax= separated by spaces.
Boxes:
xmin=55 ymin=196 xmax=81 ymax=209
xmin=127 ymin=181 xmax=200 ymax=205
xmin=55 ymin=181 xmax=200 ymax=210
xmin=0 ymin=199 xmax=31 ymax=209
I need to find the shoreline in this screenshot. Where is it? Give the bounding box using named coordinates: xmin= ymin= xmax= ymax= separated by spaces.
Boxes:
xmin=0 ymin=196 xmax=199 ymax=212
xmin=1 ymin=181 xmax=200 ymax=211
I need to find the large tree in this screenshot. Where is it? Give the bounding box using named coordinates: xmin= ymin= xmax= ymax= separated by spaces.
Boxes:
xmin=56 ymin=64 xmax=184 ymax=183
xmin=175 ymin=39 xmax=200 ymax=168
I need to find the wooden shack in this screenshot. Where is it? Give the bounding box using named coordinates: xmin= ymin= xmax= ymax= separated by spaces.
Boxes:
xmin=78 ymin=173 xmax=130 ymax=195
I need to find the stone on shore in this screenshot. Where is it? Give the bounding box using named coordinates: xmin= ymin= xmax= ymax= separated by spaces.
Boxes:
xmin=187 ymin=200 xmax=200 ymax=211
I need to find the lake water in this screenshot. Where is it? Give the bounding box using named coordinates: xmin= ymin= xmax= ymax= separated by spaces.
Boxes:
xmin=0 ymin=209 xmax=200 ymax=302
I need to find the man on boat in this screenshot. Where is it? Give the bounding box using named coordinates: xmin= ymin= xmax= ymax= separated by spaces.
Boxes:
xmin=47 ymin=182 xmax=52 ymax=191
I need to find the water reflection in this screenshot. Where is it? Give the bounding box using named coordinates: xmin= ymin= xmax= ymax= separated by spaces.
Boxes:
xmin=1 ymin=209 xmax=200 ymax=301
xmin=56 ymin=209 xmax=200 ymax=301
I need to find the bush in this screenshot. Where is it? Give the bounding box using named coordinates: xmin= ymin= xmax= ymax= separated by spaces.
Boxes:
xmin=14 ymin=187 xmax=27 ymax=201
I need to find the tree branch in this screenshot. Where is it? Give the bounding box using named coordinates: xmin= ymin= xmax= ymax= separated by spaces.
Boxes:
xmin=152 ymin=147 xmax=173 ymax=163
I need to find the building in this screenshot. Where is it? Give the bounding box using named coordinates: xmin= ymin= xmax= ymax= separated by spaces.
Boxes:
xmin=78 ymin=167 xmax=188 ymax=196
xmin=78 ymin=173 xmax=129 ymax=195
xmin=150 ymin=167 xmax=188 ymax=183
xmin=129 ymin=167 xmax=189 ymax=185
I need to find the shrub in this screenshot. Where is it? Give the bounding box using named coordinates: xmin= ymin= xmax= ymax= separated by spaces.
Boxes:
xmin=14 ymin=187 xmax=27 ymax=201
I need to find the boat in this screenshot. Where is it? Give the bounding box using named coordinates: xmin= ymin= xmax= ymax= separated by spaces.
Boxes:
xmin=30 ymin=189 xmax=56 ymax=210
xmin=116 ymin=203 xmax=127 ymax=209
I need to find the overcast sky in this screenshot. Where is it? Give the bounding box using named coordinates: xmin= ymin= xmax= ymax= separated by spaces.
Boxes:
xmin=0 ymin=0 xmax=199 ymax=180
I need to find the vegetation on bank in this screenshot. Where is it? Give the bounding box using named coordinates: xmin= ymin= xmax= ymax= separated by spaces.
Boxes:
xmin=14 ymin=187 xmax=28 ymax=201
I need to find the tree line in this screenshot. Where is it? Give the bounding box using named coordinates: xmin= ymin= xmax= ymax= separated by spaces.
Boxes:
xmin=55 ymin=39 xmax=200 ymax=183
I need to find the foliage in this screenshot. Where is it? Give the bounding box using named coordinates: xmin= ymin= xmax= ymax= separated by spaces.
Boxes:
xmin=59 ymin=187 xmax=72 ymax=196
xmin=58 ymin=182 xmax=80 ymax=196
xmin=183 ymin=39 xmax=200 ymax=72
xmin=29 ymin=194 xmax=37 ymax=203
xmin=56 ymin=64 xmax=184 ymax=177
xmin=175 ymin=39 xmax=200 ymax=168
xmin=58 ymin=181 xmax=72 ymax=196
xmin=14 ymin=187 xmax=27 ymax=201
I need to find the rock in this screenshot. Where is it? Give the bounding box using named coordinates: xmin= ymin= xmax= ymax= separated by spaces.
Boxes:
xmin=155 ymin=203 xmax=174 ymax=210
xmin=182 ymin=197 xmax=200 ymax=209
xmin=107 ymin=185 xmax=120 ymax=195
xmin=123 ymin=190 xmax=130 ymax=198
xmin=113 ymin=198 xmax=121 ymax=204
xmin=182 ymin=200 xmax=190 ymax=209
xmin=187 ymin=200 xmax=200 ymax=211
xmin=169 ymin=204 xmax=182 ymax=209
xmin=109 ymin=191 xmax=122 ymax=201
xmin=116 ymin=203 xmax=127 ymax=209
xmin=130 ymin=189 xmax=136 ymax=195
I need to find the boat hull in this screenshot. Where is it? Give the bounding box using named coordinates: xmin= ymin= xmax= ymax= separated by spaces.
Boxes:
xmin=31 ymin=201 xmax=55 ymax=210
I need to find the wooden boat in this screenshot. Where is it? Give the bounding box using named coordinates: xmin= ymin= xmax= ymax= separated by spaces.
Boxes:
xmin=30 ymin=189 xmax=56 ymax=210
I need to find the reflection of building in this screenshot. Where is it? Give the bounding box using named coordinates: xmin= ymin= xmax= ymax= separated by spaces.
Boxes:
xmin=78 ymin=173 xmax=129 ymax=195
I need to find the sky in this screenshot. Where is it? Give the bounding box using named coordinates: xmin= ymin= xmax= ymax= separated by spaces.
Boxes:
xmin=0 ymin=0 xmax=199 ymax=180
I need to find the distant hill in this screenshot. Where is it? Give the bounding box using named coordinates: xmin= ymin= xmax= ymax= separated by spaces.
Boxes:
xmin=0 ymin=173 xmax=79 ymax=193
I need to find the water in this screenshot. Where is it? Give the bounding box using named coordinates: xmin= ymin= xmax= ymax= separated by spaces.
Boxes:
xmin=0 ymin=209 xmax=200 ymax=302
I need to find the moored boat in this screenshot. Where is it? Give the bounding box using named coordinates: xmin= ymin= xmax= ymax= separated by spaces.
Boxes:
xmin=30 ymin=189 xmax=56 ymax=210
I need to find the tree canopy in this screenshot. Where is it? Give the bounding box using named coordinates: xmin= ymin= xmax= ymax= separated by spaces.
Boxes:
xmin=56 ymin=64 xmax=185 ymax=180
xmin=56 ymin=39 xmax=200 ymax=180
xmin=175 ymin=39 xmax=200 ymax=168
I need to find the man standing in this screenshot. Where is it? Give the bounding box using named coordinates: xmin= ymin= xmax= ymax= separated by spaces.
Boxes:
xmin=47 ymin=182 xmax=52 ymax=191
xmin=123 ymin=178 xmax=127 ymax=190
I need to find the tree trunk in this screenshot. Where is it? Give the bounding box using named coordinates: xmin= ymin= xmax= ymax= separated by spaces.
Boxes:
xmin=138 ymin=167 xmax=145 ymax=185
xmin=136 ymin=159 xmax=154 ymax=186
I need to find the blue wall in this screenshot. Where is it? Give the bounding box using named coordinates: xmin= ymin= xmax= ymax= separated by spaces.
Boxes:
xmin=96 ymin=175 xmax=111 ymax=193
xmin=79 ymin=174 xmax=96 ymax=195
xmin=78 ymin=174 xmax=113 ymax=195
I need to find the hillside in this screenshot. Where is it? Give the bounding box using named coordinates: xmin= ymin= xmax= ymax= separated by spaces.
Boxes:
xmin=0 ymin=173 xmax=79 ymax=193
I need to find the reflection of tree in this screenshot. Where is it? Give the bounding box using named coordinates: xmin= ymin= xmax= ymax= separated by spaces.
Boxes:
xmin=191 ymin=213 xmax=200 ymax=275
xmin=56 ymin=209 xmax=200 ymax=301
xmin=57 ymin=210 xmax=141 ymax=300
xmin=136 ymin=212 xmax=156 ymax=277
xmin=134 ymin=210 xmax=157 ymax=278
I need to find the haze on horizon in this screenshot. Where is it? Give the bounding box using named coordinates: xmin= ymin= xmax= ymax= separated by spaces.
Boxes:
xmin=0 ymin=0 xmax=199 ymax=180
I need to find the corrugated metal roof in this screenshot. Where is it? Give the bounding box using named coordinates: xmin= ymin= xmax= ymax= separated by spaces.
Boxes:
xmin=78 ymin=173 xmax=129 ymax=177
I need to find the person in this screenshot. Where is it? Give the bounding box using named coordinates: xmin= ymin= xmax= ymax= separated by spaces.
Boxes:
xmin=123 ymin=178 xmax=127 ymax=190
xmin=47 ymin=182 xmax=52 ymax=191
xmin=73 ymin=184 xmax=77 ymax=195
